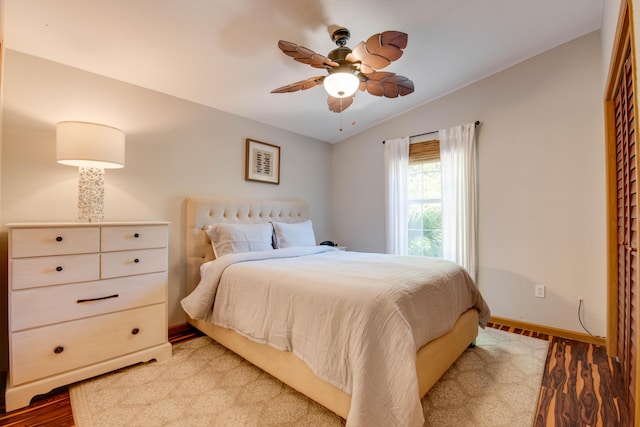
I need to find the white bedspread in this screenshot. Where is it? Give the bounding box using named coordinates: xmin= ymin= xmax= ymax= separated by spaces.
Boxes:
xmin=181 ymin=246 xmax=490 ymax=427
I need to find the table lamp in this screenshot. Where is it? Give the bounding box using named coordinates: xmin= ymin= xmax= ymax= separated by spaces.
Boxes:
xmin=56 ymin=121 xmax=125 ymax=222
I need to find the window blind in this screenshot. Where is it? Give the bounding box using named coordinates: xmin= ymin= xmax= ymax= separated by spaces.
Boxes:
xmin=409 ymin=139 xmax=440 ymax=164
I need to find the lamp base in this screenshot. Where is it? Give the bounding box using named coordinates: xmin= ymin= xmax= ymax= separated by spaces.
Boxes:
xmin=77 ymin=167 xmax=105 ymax=222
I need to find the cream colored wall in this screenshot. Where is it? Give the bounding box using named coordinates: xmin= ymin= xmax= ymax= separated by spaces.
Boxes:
xmin=332 ymin=31 xmax=607 ymax=336
xmin=602 ymin=0 xmax=622 ymax=86
xmin=0 ymin=50 xmax=333 ymax=330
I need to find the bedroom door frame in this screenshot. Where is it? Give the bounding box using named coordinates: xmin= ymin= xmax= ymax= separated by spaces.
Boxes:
xmin=605 ymin=0 xmax=639 ymax=424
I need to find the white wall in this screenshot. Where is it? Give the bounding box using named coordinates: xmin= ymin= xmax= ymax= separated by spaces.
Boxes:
xmin=602 ymin=0 xmax=622 ymax=86
xmin=1 ymin=50 xmax=333 ymax=329
xmin=332 ymin=31 xmax=606 ymax=336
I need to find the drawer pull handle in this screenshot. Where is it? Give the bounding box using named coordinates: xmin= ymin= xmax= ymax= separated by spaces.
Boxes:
xmin=132 ymin=328 xmax=140 ymax=335
xmin=56 ymin=266 xmax=63 ymax=272
xmin=77 ymin=294 xmax=119 ymax=304
xmin=134 ymin=258 xmax=140 ymax=263
xmin=134 ymin=233 xmax=140 ymax=238
xmin=55 ymin=236 xmax=63 ymax=242
xmin=54 ymin=346 xmax=64 ymax=354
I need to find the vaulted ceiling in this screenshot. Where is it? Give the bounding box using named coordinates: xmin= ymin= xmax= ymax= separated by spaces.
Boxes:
xmin=2 ymin=0 xmax=603 ymax=143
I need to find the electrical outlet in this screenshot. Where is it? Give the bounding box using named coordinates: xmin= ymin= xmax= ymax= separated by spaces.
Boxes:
xmin=535 ymin=284 xmax=545 ymax=298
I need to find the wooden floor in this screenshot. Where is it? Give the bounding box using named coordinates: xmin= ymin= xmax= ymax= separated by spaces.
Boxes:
xmin=486 ymin=322 xmax=630 ymax=427
xmin=0 ymin=323 xmax=629 ymax=426
xmin=535 ymin=339 xmax=630 ymax=426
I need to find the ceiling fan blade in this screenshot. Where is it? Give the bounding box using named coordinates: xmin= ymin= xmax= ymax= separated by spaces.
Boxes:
xmin=349 ymin=31 xmax=408 ymax=72
xmin=379 ymin=31 xmax=408 ymax=50
xmin=271 ymin=76 xmax=325 ymax=93
xmin=328 ymin=95 xmax=355 ymax=113
xmin=361 ymin=72 xmax=414 ymax=98
xmin=277 ymin=40 xmax=339 ymax=69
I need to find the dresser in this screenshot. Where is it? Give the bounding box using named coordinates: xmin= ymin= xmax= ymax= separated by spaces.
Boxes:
xmin=5 ymin=222 xmax=172 ymax=412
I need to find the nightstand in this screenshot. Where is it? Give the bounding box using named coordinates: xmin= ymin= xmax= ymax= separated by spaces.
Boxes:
xmin=5 ymin=222 xmax=172 ymax=411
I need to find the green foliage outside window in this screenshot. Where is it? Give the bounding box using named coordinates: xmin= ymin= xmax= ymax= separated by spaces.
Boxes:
xmin=407 ymin=162 xmax=442 ymax=257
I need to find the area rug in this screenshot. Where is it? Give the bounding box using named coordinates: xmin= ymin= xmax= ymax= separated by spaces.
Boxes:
xmin=70 ymin=328 xmax=549 ymax=426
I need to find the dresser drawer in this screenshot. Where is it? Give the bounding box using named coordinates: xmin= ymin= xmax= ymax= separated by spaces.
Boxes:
xmin=10 ymin=304 xmax=167 ymax=386
xmin=10 ymin=227 xmax=100 ymax=258
xmin=101 ymin=248 xmax=167 ymax=279
xmin=101 ymin=225 xmax=168 ymax=252
xmin=11 ymin=272 xmax=167 ymax=331
xmin=11 ymin=254 xmax=100 ymax=290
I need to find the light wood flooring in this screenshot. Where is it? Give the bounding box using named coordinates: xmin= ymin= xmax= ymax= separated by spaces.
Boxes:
xmin=0 ymin=323 xmax=629 ymax=426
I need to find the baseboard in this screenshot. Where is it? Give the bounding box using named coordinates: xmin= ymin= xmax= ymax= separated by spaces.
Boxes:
xmin=489 ymin=316 xmax=606 ymax=346
xmin=168 ymin=322 xmax=204 ymax=344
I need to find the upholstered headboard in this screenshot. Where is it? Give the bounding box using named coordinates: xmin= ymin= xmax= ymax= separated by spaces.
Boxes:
xmin=185 ymin=196 xmax=309 ymax=295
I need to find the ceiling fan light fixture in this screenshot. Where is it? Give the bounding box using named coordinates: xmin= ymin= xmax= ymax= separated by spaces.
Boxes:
xmin=273 ymin=29 xmax=413 ymax=112
xmin=324 ymin=71 xmax=359 ymax=98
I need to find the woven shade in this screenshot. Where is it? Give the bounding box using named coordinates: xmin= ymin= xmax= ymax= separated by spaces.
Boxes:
xmin=409 ymin=139 xmax=440 ymax=164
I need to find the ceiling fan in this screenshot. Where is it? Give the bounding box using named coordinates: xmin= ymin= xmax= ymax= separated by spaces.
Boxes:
xmin=271 ymin=27 xmax=414 ymax=113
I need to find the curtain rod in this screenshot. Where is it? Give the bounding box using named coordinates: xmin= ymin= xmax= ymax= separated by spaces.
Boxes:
xmin=382 ymin=120 xmax=480 ymax=144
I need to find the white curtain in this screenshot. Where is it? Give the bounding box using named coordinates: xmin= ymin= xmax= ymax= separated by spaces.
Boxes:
xmin=384 ymin=137 xmax=410 ymax=255
xmin=439 ymin=123 xmax=477 ymax=280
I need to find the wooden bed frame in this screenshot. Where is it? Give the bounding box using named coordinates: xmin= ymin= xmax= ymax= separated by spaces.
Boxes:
xmin=184 ymin=196 xmax=478 ymax=419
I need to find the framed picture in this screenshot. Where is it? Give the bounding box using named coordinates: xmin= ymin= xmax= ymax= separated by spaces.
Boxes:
xmin=245 ymin=138 xmax=280 ymax=184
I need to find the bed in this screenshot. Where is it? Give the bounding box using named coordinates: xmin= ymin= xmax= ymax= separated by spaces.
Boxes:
xmin=182 ymin=196 xmax=490 ymax=427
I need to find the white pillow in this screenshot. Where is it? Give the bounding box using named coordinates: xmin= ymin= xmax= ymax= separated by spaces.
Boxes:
xmin=272 ymin=220 xmax=316 ymax=248
xmin=206 ymin=223 xmax=274 ymax=258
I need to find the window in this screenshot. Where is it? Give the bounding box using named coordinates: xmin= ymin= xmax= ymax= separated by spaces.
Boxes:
xmin=407 ymin=140 xmax=442 ymax=257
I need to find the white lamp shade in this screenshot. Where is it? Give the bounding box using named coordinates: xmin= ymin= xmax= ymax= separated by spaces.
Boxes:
xmin=56 ymin=121 xmax=125 ymax=169
xmin=323 ymin=72 xmax=359 ymax=98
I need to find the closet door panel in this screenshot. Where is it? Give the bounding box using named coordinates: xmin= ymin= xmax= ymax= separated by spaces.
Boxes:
xmin=614 ymin=44 xmax=638 ymax=411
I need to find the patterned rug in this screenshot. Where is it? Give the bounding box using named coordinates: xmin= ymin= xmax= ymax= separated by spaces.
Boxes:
xmin=69 ymin=328 xmax=548 ymax=426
